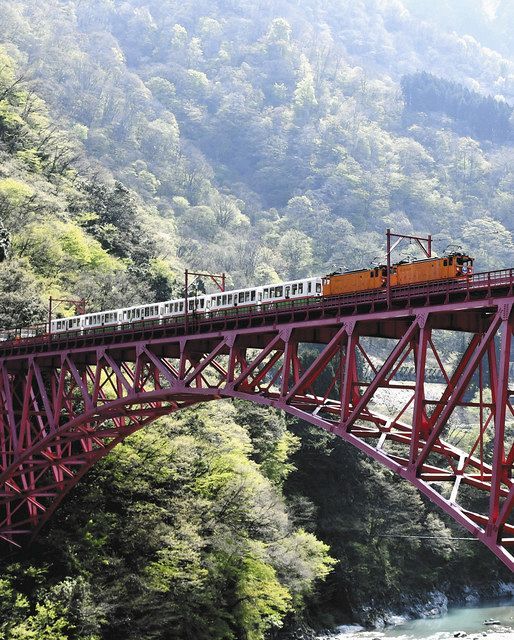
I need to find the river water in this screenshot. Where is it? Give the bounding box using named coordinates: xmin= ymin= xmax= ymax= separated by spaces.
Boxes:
xmin=322 ymin=599 xmax=514 ymax=640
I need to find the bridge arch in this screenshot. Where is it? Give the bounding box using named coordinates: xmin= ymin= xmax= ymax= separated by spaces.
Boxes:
xmin=1 ymin=281 xmax=514 ymax=571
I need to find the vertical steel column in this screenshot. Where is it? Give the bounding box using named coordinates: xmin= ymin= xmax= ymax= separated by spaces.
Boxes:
xmin=488 ymin=307 xmax=512 ymax=531
xmin=340 ymin=326 xmax=358 ymax=423
xmin=280 ymin=331 xmax=297 ymax=397
xmin=409 ymin=317 xmax=429 ymax=467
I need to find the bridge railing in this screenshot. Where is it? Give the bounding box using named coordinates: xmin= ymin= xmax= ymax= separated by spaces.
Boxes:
xmin=2 ymin=267 xmax=514 ymax=351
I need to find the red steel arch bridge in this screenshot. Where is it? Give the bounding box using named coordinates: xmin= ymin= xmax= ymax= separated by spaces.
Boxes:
xmin=3 ymin=269 xmax=514 ymax=571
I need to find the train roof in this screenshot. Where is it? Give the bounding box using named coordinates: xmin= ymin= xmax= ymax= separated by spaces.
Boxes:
xmin=394 ymin=252 xmax=473 ymax=266
xmin=325 ymin=253 xmax=473 ymax=277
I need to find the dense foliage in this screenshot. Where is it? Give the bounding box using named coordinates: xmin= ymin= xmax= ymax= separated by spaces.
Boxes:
xmin=1 ymin=0 xmax=514 ymax=637
xmin=287 ymin=424 xmax=510 ymax=627
xmin=2 ymin=404 xmax=333 ymax=640
xmin=402 ymin=72 xmax=513 ymax=142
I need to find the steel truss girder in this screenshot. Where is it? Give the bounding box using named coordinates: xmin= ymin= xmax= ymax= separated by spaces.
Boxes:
xmin=2 ymin=300 xmax=514 ymax=570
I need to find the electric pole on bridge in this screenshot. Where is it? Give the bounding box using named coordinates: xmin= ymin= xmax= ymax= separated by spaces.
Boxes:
xmin=184 ymin=270 xmax=226 ymax=332
xmin=386 ymin=229 xmax=432 ymax=308
xmin=48 ymin=296 xmax=87 ymax=340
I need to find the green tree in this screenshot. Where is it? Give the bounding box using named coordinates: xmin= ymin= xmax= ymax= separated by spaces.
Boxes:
xmin=0 ymin=258 xmax=46 ymax=329
xmin=277 ymin=229 xmax=313 ymax=278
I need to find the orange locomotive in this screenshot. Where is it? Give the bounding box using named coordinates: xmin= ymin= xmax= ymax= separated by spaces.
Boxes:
xmin=322 ymin=253 xmax=473 ymax=297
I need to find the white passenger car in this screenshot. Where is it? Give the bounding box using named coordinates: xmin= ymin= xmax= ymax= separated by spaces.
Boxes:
xmin=48 ymin=276 xmax=323 ymax=334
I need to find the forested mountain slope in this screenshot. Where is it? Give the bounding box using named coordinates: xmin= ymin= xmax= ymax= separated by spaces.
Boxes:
xmin=2 ymin=1 xmax=514 ymax=638
xmin=3 ymin=0 xmax=514 ymax=285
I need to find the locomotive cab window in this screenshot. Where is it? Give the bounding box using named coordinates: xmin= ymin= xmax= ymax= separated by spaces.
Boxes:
xmin=443 ymin=259 xmax=448 ymax=266
xmin=316 ymin=283 xmax=321 ymax=293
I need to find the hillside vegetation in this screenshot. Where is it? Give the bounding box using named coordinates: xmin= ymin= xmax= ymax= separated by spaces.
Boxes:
xmin=3 ymin=0 xmax=514 ymax=287
xmin=1 ymin=1 xmax=514 ymax=638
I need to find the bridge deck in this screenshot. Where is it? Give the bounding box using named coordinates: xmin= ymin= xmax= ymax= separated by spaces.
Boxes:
xmin=1 ymin=267 xmax=513 ymax=358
